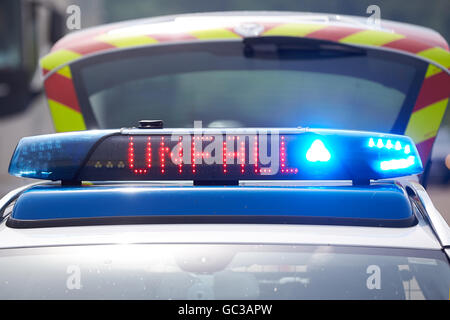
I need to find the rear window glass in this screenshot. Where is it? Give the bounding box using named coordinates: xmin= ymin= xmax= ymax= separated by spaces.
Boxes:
xmin=72 ymin=41 xmax=425 ymax=131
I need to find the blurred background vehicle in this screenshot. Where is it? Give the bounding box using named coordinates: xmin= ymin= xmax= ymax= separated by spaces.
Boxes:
xmin=0 ymin=0 xmax=65 ymax=117
xmin=0 ymin=0 xmax=102 ymax=195
xmin=0 ymin=0 xmax=448 ymax=220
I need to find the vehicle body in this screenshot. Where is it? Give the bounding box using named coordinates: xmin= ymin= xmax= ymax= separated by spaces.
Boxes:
xmin=1 ymin=127 xmax=450 ymax=299
xmin=1 ymin=12 xmax=449 ymax=299
xmin=40 ymin=11 xmax=450 ymax=169
xmin=428 ymin=127 xmax=450 ymax=184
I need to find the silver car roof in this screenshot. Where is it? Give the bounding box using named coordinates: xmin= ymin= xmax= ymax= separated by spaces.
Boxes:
xmin=0 ymin=180 xmax=447 ymax=251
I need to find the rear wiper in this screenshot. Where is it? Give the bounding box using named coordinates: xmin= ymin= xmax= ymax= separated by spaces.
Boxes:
xmin=243 ymin=36 xmax=366 ymax=59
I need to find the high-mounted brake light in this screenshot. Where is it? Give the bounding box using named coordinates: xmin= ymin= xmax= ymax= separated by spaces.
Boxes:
xmin=9 ymin=129 xmax=423 ymax=185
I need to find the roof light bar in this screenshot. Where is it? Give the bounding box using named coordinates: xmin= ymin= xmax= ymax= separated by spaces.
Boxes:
xmin=9 ymin=129 xmax=423 ymax=184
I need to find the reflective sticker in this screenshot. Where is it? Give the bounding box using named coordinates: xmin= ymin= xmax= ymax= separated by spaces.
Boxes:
xmin=262 ymin=23 xmax=326 ymax=37
xmin=40 ymin=50 xmax=81 ymax=78
xmin=415 ymin=137 xmax=434 ymax=165
xmin=424 ymin=64 xmax=445 ymax=78
xmin=405 ymin=98 xmax=448 ymax=143
xmin=48 ymin=99 xmax=86 ymax=132
xmin=96 ymin=34 xmax=159 ymax=48
xmin=189 ymin=28 xmax=241 ymax=39
xmin=56 ymin=66 xmax=72 ymax=79
xmin=417 ymin=47 xmax=450 ymax=75
xmin=303 ymin=26 xmax=361 ymax=42
xmin=413 ymin=71 xmax=450 ymax=112
xmin=382 ymin=37 xmax=432 ymax=54
xmin=44 ymin=72 xmax=81 ymax=112
xmin=339 ymin=30 xmax=405 ymax=46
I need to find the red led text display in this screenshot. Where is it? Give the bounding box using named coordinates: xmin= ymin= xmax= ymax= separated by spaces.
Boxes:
xmin=85 ymin=134 xmax=299 ymax=180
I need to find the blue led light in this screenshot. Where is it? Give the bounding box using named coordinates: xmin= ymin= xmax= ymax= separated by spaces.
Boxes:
xmin=8 ymin=129 xmax=423 ymax=182
xmin=376 ymin=139 xmax=384 ymax=148
xmin=9 ymin=130 xmax=116 ymax=181
xmin=385 ymin=140 xmax=393 ymax=149
xmin=369 ymin=138 xmax=410 ymax=153
xmin=404 ymin=145 xmax=411 ymax=154
xmin=306 ymin=139 xmax=331 ymax=162
xmin=380 ymin=156 xmax=416 ymax=171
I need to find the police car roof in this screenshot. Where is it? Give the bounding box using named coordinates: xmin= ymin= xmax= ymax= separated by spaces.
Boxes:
xmin=0 ymin=187 xmax=442 ymax=252
xmin=0 ymin=179 xmax=446 ymax=251
xmin=8 ymin=183 xmax=415 ymax=228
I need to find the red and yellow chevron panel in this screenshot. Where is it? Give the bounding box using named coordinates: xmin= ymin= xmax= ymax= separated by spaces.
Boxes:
xmin=405 ymin=66 xmax=450 ymax=165
xmin=41 ymin=58 xmax=86 ymax=132
xmin=41 ymin=22 xmax=450 ymax=77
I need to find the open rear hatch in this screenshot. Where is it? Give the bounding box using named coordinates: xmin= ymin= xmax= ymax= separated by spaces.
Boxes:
xmin=42 ymin=36 xmax=450 ymax=181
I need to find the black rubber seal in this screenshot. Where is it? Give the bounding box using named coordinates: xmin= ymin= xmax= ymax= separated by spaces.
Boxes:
xmin=6 ymin=214 xmax=418 ymax=229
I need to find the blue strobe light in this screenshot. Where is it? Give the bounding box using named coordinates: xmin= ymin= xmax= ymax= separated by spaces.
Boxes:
xmin=306 ymin=139 xmax=331 ymax=162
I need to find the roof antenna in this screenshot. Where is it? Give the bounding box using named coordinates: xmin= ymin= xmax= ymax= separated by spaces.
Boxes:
xmin=138 ymin=120 xmax=163 ymax=129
